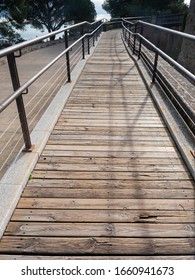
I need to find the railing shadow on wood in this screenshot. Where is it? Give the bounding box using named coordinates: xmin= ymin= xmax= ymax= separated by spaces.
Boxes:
xmin=121 ymin=18 xmax=195 ymax=136
xmin=0 ymin=20 xmax=104 ymax=152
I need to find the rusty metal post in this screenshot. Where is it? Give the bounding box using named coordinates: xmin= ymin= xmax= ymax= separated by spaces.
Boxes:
xmin=81 ymin=25 xmax=85 ymax=59
xmin=133 ymin=24 xmax=137 ymax=54
xmin=7 ymin=53 xmax=32 ymax=151
xmin=65 ymin=30 xmax=71 ymax=82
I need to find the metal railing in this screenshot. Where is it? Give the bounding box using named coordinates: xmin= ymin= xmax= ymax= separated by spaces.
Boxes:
xmin=122 ymin=18 xmax=195 ymax=135
xmin=0 ymin=20 xmax=104 ymax=151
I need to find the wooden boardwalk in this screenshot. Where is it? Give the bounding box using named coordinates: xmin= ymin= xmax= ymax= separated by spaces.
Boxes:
xmin=0 ymin=30 xmax=194 ymax=259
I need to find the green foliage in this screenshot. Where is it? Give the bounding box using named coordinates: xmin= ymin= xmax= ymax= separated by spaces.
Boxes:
xmin=26 ymin=0 xmax=97 ymax=38
xmin=0 ymin=0 xmax=27 ymax=27
xmin=28 ymin=172 xmax=33 ymax=180
xmin=0 ymin=0 xmax=97 ymax=44
xmin=102 ymin=0 xmax=188 ymax=17
xmin=0 ymin=0 xmax=26 ymax=44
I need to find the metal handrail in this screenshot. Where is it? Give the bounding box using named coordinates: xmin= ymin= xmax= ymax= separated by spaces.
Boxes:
xmin=122 ymin=18 xmax=195 ymax=82
xmin=123 ymin=18 xmax=195 ymax=41
xmin=122 ymin=18 xmax=195 ymax=135
xmin=122 ymin=21 xmax=195 ymax=83
xmin=0 ymin=24 xmax=104 ymax=114
xmin=0 ymin=19 xmax=104 ymax=150
xmin=0 ymin=20 xmax=103 ymax=58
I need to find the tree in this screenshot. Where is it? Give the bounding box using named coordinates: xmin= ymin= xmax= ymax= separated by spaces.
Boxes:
xmin=70 ymin=0 xmax=96 ymax=23
xmin=102 ymin=0 xmax=188 ymax=18
xmin=27 ymin=0 xmax=96 ymax=40
xmin=0 ymin=0 xmax=26 ymax=44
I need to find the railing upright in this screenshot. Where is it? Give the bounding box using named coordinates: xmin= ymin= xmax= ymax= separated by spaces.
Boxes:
xmin=64 ymin=30 xmax=71 ymax=82
xmin=133 ymin=23 xmax=137 ymax=54
xmin=152 ymin=31 xmax=161 ymax=83
xmin=7 ymin=53 xmax=32 ymax=151
xmin=0 ymin=19 xmax=104 ymax=152
xmin=138 ymin=24 xmax=143 ymax=59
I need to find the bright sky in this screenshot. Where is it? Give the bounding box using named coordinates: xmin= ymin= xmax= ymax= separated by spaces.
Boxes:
xmin=94 ymin=0 xmax=191 ymax=20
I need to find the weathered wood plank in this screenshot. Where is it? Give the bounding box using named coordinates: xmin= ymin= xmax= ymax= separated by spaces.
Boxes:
xmin=44 ymin=144 xmax=176 ymax=152
xmin=38 ymin=156 xmax=182 ymax=165
xmin=56 ymin=120 xmax=166 ymax=127
xmin=34 ymin=163 xmax=186 ymax=173
xmin=27 ymin=178 xmax=195 ymax=189
xmin=41 ymin=150 xmax=182 ymax=158
xmin=17 ymin=198 xmax=194 ymax=211
xmin=32 ymin=170 xmax=191 ymax=180
xmin=0 ymin=255 xmax=194 ymax=260
xmin=5 ymin=222 xmax=195 ymax=237
xmin=0 ymin=237 xmax=194 ymax=255
xmin=47 ymin=139 xmax=174 ymax=147
xmin=22 ymin=187 xmax=194 ymax=199
xmin=11 ymin=209 xmax=195 ymax=223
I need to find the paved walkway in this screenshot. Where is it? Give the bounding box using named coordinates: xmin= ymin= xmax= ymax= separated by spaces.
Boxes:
xmin=0 ymin=30 xmax=194 ymax=259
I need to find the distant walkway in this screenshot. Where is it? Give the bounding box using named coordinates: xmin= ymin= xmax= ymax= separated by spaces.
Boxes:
xmin=0 ymin=30 xmax=194 ymax=259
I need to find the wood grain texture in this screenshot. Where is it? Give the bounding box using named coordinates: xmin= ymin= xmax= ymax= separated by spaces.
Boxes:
xmin=0 ymin=30 xmax=194 ymax=259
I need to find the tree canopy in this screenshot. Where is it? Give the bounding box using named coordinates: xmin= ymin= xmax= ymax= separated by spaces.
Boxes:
xmin=26 ymin=0 xmax=96 ymax=34
xmin=0 ymin=0 xmax=26 ymax=44
xmin=102 ymin=0 xmax=188 ymax=18
xmin=0 ymin=0 xmax=97 ymax=44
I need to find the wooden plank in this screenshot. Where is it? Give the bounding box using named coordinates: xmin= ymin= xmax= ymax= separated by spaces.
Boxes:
xmin=17 ymin=198 xmax=194 ymax=211
xmin=47 ymin=139 xmax=174 ymax=147
xmin=53 ymin=126 xmax=169 ymax=134
xmin=5 ymin=222 xmax=195 ymax=237
xmin=0 ymin=255 xmax=194 ymax=260
xmin=49 ymin=134 xmax=174 ymax=142
xmin=27 ymin=179 xmax=195 ymax=189
xmin=0 ymin=237 xmax=194 ymax=255
xmin=34 ymin=163 xmax=186 ymax=173
xmin=32 ymin=170 xmax=191 ymax=180
xmin=11 ymin=209 xmax=195 ymax=223
xmin=41 ymin=150 xmax=182 ymax=159
xmin=38 ymin=156 xmax=182 ymax=165
xmin=57 ymin=120 xmax=165 ymax=127
xmin=22 ymin=187 xmax=194 ymax=199
xmin=44 ymin=144 xmax=176 ymax=152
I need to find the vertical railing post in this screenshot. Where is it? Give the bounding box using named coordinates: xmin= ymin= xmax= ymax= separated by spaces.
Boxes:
xmin=138 ymin=24 xmax=143 ymax=59
xmin=152 ymin=31 xmax=161 ymax=83
xmin=64 ymin=30 xmax=71 ymax=82
xmin=128 ymin=24 xmax=131 ymax=47
xmin=7 ymin=53 xmax=32 ymax=151
xmin=93 ymin=32 xmax=95 ymax=46
xmin=81 ymin=25 xmax=85 ymax=59
xmin=88 ymin=35 xmax=90 ymax=55
xmin=152 ymin=52 xmax=159 ymax=83
xmin=133 ymin=23 xmax=137 ymax=54
xmin=125 ymin=23 xmax=127 ymax=42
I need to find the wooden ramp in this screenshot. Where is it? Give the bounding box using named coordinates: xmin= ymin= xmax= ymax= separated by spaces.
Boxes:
xmin=0 ymin=30 xmax=194 ymax=259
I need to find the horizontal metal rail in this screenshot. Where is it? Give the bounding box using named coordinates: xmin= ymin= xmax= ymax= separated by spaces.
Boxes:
xmin=0 ymin=25 xmax=104 ymax=114
xmin=0 ymin=20 xmax=103 ymax=58
xmin=123 ymin=18 xmax=195 ymax=41
xmin=122 ymin=21 xmax=195 ymax=83
xmin=122 ymin=19 xmax=195 ymax=135
xmin=0 ymin=19 xmax=104 ymax=151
